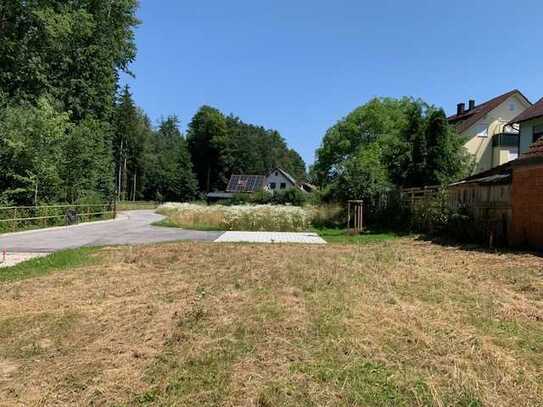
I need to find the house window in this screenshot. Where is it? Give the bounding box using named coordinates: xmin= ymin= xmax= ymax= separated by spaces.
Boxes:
xmin=275 ymin=172 xmax=278 ymax=176
xmin=475 ymin=124 xmax=488 ymax=138
xmin=270 ymin=182 xmax=276 ymax=190
xmin=280 ymin=182 xmax=286 ymax=189
xmin=508 ymin=102 xmax=516 ymax=112
xmin=507 ymin=148 xmax=518 ymax=161
xmin=533 ymin=125 xmax=543 ymax=143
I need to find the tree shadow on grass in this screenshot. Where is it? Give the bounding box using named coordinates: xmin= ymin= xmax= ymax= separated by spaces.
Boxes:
xmin=315 ymin=226 xmax=410 ymax=244
xmin=414 ymin=233 xmax=543 ymax=258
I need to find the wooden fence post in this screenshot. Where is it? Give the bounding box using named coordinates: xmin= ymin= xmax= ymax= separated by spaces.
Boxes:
xmin=347 ymin=200 xmax=364 ymax=233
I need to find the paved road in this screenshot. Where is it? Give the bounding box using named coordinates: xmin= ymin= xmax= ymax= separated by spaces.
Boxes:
xmin=0 ymin=210 xmax=223 ymax=253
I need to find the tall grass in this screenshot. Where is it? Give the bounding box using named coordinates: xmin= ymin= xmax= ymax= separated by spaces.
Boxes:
xmin=157 ymin=203 xmax=313 ymax=232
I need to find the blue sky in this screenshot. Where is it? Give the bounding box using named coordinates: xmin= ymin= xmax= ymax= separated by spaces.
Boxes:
xmin=122 ymin=0 xmax=543 ymax=165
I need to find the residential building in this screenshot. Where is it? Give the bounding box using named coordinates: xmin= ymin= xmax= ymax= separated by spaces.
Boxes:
xmin=508 ymin=97 xmax=543 ymax=153
xmin=207 ymin=168 xmax=308 ymax=201
xmin=265 ymin=168 xmax=298 ymax=192
xmin=448 ymin=90 xmax=532 ymax=175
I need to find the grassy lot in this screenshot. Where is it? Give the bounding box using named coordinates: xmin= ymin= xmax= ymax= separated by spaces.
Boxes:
xmin=1 ymin=240 xmax=542 ymax=406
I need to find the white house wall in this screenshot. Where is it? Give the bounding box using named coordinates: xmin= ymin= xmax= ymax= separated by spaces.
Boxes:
xmin=462 ymin=94 xmax=530 ymax=174
xmin=266 ymin=171 xmax=296 ymax=192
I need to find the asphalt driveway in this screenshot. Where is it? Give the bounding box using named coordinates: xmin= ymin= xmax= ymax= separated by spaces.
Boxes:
xmin=0 ymin=210 xmax=223 ymax=253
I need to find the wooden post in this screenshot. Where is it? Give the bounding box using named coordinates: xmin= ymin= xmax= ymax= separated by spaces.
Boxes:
xmin=347 ymin=200 xmax=364 ymax=233
xmin=347 ymin=202 xmax=351 ymax=230
xmin=117 ymin=138 xmax=124 ymax=203
xmin=133 ymin=173 xmax=137 ymax=202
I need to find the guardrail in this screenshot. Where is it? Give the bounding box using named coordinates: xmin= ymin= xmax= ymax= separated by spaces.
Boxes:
xmin=0 ymin=203 xmax=116 ymax=234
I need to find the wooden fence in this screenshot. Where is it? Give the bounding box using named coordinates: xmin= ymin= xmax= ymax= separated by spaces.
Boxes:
xmin=347 ymin=200 xmax=364 ymax=232
xmin=0 ymin=203 xmax=116 ymax=233
xmin=399 ymin=185 xmax=441 ymax=208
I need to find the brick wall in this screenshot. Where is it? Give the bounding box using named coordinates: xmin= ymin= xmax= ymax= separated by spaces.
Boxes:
xmin=511 ymin=161 xmax=543 ymax=250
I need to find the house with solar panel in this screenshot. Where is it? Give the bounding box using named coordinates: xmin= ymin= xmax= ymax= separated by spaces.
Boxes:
xmin=207 ymin=167 xmax=314 ymax=201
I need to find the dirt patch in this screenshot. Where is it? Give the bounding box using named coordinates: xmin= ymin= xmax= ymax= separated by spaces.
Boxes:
xmin=0 ymin=360 xmax=18 ymax=379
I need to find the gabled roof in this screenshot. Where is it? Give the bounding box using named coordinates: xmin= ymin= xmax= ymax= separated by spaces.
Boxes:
xmin=448 ymin=89 xmax=531 ymax=134
xmin=268 ymin=167 xmax=297 ymax=185
xmin=509 ymin=97 xmax=543 ymax=125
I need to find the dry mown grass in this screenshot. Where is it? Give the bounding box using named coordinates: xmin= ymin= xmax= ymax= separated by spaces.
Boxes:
xmin=0 ymin=239 xmax=542 ymax=406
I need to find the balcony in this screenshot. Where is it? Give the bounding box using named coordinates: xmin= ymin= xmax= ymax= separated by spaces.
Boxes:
xmin=492 ymin=133 xmax=519 ymax=148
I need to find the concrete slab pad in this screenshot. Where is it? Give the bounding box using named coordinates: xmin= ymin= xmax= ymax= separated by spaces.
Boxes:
xmin=0 ymin=252 xmax=49 ymax=268
xmin=215 ymin=231 xmax=327 ymax=244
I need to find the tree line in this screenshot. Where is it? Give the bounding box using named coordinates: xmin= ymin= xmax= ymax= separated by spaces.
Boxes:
xmin=311 ymin=97 xmax=470 ymax=203
xmin=1 ymin=2 xmax=466 ymax=208
xmin=0 ymin=1 xmax=305 ymax=206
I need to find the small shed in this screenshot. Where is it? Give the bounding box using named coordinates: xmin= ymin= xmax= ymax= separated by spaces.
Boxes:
xmin=448 ymin=163 xmax=513 ymax=245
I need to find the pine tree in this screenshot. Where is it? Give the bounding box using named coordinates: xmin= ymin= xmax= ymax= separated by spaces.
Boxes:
xmin=403 ymin=104 xmax=427 ymax=187
xmin=425 ymin=109 xmax=468 ymax=184
xmin=145 ymin=116 xmax=197 ymax=201
xmin=186 ymin=106 xmax=228 ymax=192
xmin=112 ymin=85 xmax=147 ymax=201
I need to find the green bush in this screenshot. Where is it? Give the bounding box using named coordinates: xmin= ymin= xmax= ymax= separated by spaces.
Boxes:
xmin=271 ymin=189 xmax=307 ymax=206
xmin=228 ymin=189 xmax=307 ymax=206
xmin=311 ymin=204 xmax=345 ymax=228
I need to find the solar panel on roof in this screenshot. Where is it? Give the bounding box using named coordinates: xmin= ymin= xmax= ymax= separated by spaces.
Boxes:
xmin=226 ymin=175 xmax=265 ymax=193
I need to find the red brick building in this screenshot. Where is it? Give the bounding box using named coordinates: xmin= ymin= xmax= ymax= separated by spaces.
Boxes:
xmin=447 ymin=137 xmax=543 ymax=251
xmin=510 ymin=139 xmax=543 ymax=250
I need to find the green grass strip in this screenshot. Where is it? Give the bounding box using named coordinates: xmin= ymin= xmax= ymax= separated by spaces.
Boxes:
xmin=151 ymin=218 xmax=225 ymax=231
xmin=0 ymin=247 xmax=100 ymax=283
xmin=315 ymin=228 xmax=400 ymax=244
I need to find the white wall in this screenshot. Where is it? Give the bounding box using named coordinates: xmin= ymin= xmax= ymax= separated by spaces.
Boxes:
xmin=462 ymin=94 xmax=530 ymax=174
xmin=266 ymin=170 xmax=296 ymax=192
